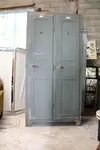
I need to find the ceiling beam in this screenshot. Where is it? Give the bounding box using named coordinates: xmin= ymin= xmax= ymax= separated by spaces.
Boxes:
xmin=0 ymin=3 xmax=35 ymax=10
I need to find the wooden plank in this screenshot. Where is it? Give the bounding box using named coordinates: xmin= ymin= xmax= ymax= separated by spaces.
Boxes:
xmin=0 ymin=0 xmax=35 ymax=9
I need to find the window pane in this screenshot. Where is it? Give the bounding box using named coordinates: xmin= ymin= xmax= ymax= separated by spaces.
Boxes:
xmin=0 ymin=12 xmax=27 ymax=50
xmin=0 ymin=14 xmax=15 ymax=48
xmin=15 ymin=12 xmax=27 ymax=49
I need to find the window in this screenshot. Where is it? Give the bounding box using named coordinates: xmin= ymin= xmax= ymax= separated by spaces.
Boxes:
xmin=0 ymin=12 xmax=27 ymax=50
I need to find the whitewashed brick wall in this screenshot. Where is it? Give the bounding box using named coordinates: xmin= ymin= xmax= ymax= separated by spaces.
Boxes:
xmin=35 ymin=0 xmax=76 ymax=13
xmin=79 ymin=0 xmax=100 ymax=48
xmin=0 ymin=0 xmax=76 ymax=13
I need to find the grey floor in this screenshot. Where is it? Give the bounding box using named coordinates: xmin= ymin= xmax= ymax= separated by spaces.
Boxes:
xmin=0 ymin=113 xmax=99 ymax=150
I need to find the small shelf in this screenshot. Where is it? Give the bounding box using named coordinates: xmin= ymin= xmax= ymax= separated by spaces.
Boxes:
xmin=86 ymin=91 xmax=95 ymax=94
xmin=86 ymin=77 xmax=96 ymax=79
xmin=85 ymin=65 xmax=100 ymax=108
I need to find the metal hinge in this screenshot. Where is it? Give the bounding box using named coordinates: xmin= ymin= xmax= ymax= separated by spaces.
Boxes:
xmin=53 ymin=65 xmax=56 ymax=71
xmin=26 ymin=64 xmax=28 ymax=68
xmin=53 ymin=26 xmax=55 ymax=32
xmin=52 ymin=102 xmax=54 ymax=110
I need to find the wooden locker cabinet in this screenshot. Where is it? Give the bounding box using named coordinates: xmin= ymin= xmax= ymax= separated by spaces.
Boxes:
xmin=26 ymin=13 xmax=85 ymax=126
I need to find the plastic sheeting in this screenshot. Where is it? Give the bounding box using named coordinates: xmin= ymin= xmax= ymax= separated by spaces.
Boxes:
xmin=0 ymin=51 xmax=13 ymax=111
xmin=0 ymin=50 xmax=25 ymax=112
xmin=14 ymin=49 xmax=25 ymax=111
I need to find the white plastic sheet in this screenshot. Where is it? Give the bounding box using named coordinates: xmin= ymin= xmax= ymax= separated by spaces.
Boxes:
xmin=0 ymin=51 xmax=13 ymax=111
xmin=14 ymin=49 xmax=25 ymax=111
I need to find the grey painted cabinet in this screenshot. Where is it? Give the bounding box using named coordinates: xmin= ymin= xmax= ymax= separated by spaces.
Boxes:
xmin=26 ymin=13 xmax=85 ymax=126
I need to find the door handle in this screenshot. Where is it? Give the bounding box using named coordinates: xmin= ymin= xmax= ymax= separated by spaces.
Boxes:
xmin=56 ymin=64 xmax=64 ymax=70
xmin=61 ymin=66 xmax=64 ymax=69
xmin=32 ymin=65 xmax=40 ymax=68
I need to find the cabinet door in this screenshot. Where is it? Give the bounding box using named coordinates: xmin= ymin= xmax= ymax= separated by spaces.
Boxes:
xmin=54 ymin=15 xmax=81 ymax=121
xmin=26 ymin=13 xmax=54 ymax=122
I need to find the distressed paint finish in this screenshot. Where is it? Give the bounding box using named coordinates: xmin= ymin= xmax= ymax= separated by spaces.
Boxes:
xmin=54 ymin=14 xmax=81 ymax=124
xmin=26 ymin=13 xmax=85 ymax=126
xmin=26 ymin=13 xmax=54 ymax=125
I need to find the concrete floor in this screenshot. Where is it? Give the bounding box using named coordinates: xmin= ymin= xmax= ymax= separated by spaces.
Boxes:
xmin=0 ymin=114 xmax=99 ymax=150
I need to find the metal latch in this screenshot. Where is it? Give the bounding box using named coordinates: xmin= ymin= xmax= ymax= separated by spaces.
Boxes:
xmin=52 ymin=102 xmax=54 ymax=110
xmin=53 ymin=65 xmax=56 ymax=71
xmin=53 ymin=26 xmax=55 ymax=32
xmin=32 ymin=65 xmax=40 ymax=68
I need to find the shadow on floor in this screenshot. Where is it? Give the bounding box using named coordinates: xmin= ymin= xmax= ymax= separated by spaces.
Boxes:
xmin=83 ymin=107 xmax=96 ymax=116
xmin=0 ymin=116 xmax=19 ymax=130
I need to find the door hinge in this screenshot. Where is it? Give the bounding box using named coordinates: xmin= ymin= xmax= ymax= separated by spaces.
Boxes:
xmin=53 ymin=65 xmax=56 ymax=71
xmin=52 ymin=102 xmax=54 ymax=110
xmin=53 ymin=26 xmax=55 ymax=32
xmin=26 ymin=64 xmax=28 ymax=68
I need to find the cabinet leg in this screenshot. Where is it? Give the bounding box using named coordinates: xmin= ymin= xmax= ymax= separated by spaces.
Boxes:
xmin=76 ymin=120 xmax=81 ymax=126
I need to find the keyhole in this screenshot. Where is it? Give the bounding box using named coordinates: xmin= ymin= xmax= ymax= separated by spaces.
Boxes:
xmin=67 ymin=32 xmax=70 ymax=35
xmin=40 ymin=32 xmax=43 ymax=34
